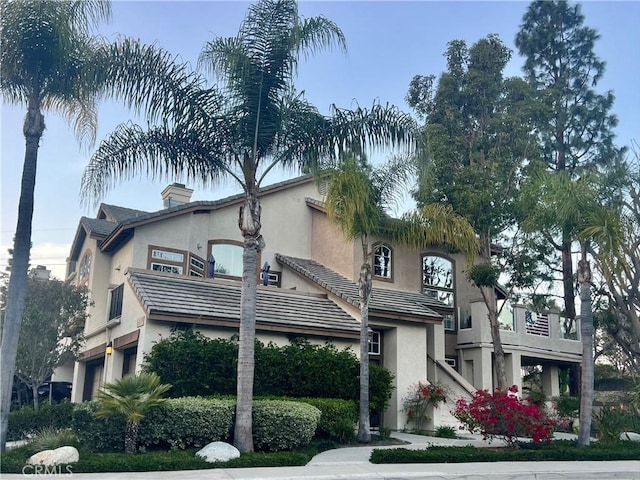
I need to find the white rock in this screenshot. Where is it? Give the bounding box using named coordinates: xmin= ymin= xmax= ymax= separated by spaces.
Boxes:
xmin=196 ymin=441 xmax=240 ymax=463
xmin=620 ymin=431 xmax=640 ymax=442
xmin=28 ymin=446 xmax=79 ymax=466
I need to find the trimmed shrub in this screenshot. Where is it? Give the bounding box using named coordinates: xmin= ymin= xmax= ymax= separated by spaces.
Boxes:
xmin=252 ymin=400 xmax=321 ymax=451
xmin=144 ymin=332 xmax=395 ymax=415
xmin=370 ymin=440 xmax=640 ymax=464
xmin=8 ymin=401 xmax=74 ymax=441
xmin=296 ymin=397 xmax=357 ymax=440
xmin=72 ymin=402 xmax=126 ymax=452
xmin=139 ymin=397 xmax=235 ymax=449
xmin=72 ymin=398 xmax=235 ymax=452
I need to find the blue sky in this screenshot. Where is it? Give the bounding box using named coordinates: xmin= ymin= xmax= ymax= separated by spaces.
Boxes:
xmin=1 ymin=1 xmax=639 ymax=278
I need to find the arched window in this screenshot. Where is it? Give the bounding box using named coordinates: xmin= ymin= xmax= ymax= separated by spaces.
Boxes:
xmin=373 ymin=243 xmax=392 ymax=280
xmin=422 ymin=254 xmax=455 ymax=330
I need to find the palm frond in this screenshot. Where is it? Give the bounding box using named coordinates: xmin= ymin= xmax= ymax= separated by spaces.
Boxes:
xmin=81 ymin=122 xmax=232 ymax=206
xmin=96 ymin=372 xmax=170 ymax=424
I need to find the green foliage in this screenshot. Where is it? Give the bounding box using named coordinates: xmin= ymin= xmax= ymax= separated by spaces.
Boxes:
xmin=11 ymin=275 xmax=89 ymax=410
xmin=143 ymin=330 xmax=237 ymax=397
xmin=139 ymin=397 xmax=235 ymax=450
xmin=553 ymin=395 xmax=580 ymax=418
xmin=0 ymin=446 xmax=317 ymax=474
xmin=295 ymin=398 xmax=357 ymax=441
xmin=467 ymin=263 xmax=498 ymax=288
xmin=29 ymin=427 xmax=79 ymax=452
xmin=72 ymin=402 xmax=126 ymax=452
xmin=144 ymin=332 xmax=395 ymax=414
xmin=7 ymin=401 xmax=74 ymax=441
xmin=252 ymin=400 xmax=321 ymax=452
xmin=592 ymin=405 xmax=640 ymax=444
xmin=632 ymin=384 xmax=640 ymax=410
xmin=434 ymin=425 xmax=457 ymax=439
xmin=96 ymin=372 xmax=171 ymax=425
xmin=370 ymin=441 xmax=640 ymax=464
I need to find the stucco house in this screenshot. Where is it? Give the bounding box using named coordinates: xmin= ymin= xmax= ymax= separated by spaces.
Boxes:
xmin=66 ymin=175 xmax=582 ymax=429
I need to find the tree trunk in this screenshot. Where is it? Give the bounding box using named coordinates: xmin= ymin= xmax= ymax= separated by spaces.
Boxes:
xmin=31 ymin=385 xmax=39 ymax=412
xmin=0 ymin=93 xmax=44 ymax=452
xmin=357 ymin=260 xmax=372 ymax=443
xmin=125 ymin=420 xmax=139 ymax=454
xmin=233 ymin=190 xmax=261 ymax=453
xmin=577 ymin=253 xmax=594 ymax=447
xmin=484 ymin=286 xmax=507 ymax=390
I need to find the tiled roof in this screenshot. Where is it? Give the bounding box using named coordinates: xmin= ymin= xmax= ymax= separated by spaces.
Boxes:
xmin=276 ymin=254 xmax=447 ymax=322
xmin=79 ymin=217 xmax=118 ymax=238
xmin=127 ymin=268 xmax=359 ymax=339
xmin=99 ymin=204 xmax=149 ymax=223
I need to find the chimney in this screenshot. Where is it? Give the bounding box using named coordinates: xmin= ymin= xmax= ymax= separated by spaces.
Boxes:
xmin=161 ymin=183 xmax=193 ymax=209
xmin=32 ymin=265 xmax=51 ymax=281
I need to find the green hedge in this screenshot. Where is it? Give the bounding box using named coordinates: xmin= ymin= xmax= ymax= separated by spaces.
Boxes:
xmin=252 ymin=400 xmax=321 ymax=451
xmin=370 ymin=441 xmax=640 ymax=464
xmin=139 ymin=397 xmax=235 ymax=450
xmin=296 ymin=398 xmax=357 ymax=441
xmin=71 ymin=397 xmax=319 ymax=453
xmin=144 ymin=331 xmax=394 ymax=412
xmin=8 ymin=401 xmax=74 ymax=441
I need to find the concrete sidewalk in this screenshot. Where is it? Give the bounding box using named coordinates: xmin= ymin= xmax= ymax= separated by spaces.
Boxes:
xmin=4 ymin=432 xmax=639 ymax=479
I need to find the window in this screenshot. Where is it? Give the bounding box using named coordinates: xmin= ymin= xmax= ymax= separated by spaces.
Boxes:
xmin=422 ymin=255 xmax=454 ymax=305
xmin=373 ymin=244 xmax=392 ymax=279
xmin=498 ymin=300 xmax=515 ymax=331
xmin=189 ymin=254 xmax=205 ymax=277
xmin=368 ymin=330 xmax=381 ymax=355
xmin=108 ymin=284 xmax=124 ymax=321
xmin=423 ymin=254 xmax=456 ymax=328
xmin=445 ymin=357 xmax=457 ymax=368
xmin=147 ymin=246 xmax=186 ymax=275
xmin=151 ymin=249 xmax=184 ymax=263
xmin=208 ymin=241 xmax=244 ymax=278
xmin=443 ymin=313 xmax=455 ymax=331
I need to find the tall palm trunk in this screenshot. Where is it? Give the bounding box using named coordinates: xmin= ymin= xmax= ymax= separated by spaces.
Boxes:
xmin=577 ymin=246 xmax=594 ymax=447
xmin=357 ymin=242 xmax=372 ymax=443
xmin=0 ymin=93 xmax=44 ymax=452
xmin=125 ymin=420 xmax=139 ymax=454
xmin=234 ymin=187 xmax=262 ymax=453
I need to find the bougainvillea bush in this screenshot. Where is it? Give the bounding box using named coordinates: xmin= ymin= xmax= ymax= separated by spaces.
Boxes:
xmin=402 ymin=381 xmax=448 ymax=431
xmin=453 ymin=386 xmax=555 ymax=447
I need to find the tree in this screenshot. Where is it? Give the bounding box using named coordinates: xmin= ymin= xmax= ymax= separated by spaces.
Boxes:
xmin=515 ymin=0 xmax=623 ymax=338
xmin=521 ymin=169 xmax=626 ymax=447
xmin=406 ymin=35 xmax=540 ymax=390
xmin=324 ymin=155 xmax=478 ymax=442
xmin=96 ymin=372 xmax=171 ymax=454
xmin=0 ymin=0 xmax=205 ymax=451
xmin=0 ymin=0 xmax=110 ymax=452
xmin=14 ymin=272 xmax=88 ymax=411
xmin=591 ymin=153 xmax=640 ymax=377
xmin=80 ymin=0 xmax=414 ymax=452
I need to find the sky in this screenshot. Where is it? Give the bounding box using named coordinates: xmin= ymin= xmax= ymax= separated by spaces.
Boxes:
xmin=1 ymin=0 xmax=639 ymax=280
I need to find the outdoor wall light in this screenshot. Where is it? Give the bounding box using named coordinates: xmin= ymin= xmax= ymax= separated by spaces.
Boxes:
xmin=106 ymin=341 xmax=113 ymax=355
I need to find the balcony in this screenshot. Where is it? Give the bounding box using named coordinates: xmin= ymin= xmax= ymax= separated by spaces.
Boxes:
xmin=457 ymin=301 xmax=582 ymax=360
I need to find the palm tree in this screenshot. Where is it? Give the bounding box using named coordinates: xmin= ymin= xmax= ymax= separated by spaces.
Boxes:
xmin=80 ymin=0 xmax=415 ymax=452
xmin=522 ymin=169 xmax=627 ymax=447
xmin=0 ymin=0 xmax=203 ymax=451
xmin=0 ymin=0 xmax=111 ymax=452
xmin=324 ymin=156 xmax=478 ymax=442
xmin=96 ymin=372 xmax=171 ymax=454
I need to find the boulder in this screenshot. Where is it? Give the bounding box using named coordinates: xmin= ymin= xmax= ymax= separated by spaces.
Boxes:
xmin=620 ymin=432 xmax=640 ymax=442
xmin=196 ymin=441 xmax=240 ymax=463
xmin=28 ymin=446 xmax=79 ymax=466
